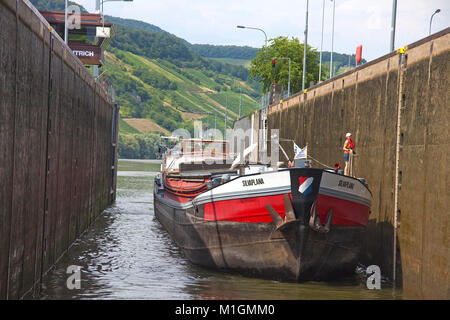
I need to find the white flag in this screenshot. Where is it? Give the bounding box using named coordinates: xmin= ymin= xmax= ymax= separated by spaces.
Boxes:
xmin=294 ymin=143 xmax=307 ymax=159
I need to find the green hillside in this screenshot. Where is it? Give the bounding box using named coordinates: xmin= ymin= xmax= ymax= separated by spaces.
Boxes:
xmin=29 ymin=0 xmax=366 ymax=159
xmin=30 ymin=0 xmax=259 ymax=127
xmin=209 ymin=58 xmax=252 ymax=69
xmin=119 ymin=118 xmax=141 ymax=134
xmin=105 ymin=45 xmax=258 ymax=130
xmin=101 ymin=22 xmax=260 ymax=136
xmin=30 ymin=0 xmax=88 ymax=12
xmin=105 ymin=15 xmax=171 ymax=36
xmin=190 ymin=44 xmax=259 ymax=60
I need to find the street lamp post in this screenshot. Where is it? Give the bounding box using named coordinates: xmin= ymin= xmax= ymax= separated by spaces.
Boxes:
xmin=96 ymin=0 xmax=133 ymax=13
xmin=302 ymin=0 xmax=309 ymax=91
xmin=97 ymin=0 xmax=133 ymax=28
xmin=273 ymin=57 xmax=291 ymax=97
xmin=319 ymin=0 xmax=325 ymax=83
xmin=390 ymin=0 xmax=397 ymax=52
xmin=237 ymin=24 xmax=267 ymax=148
xmin=330 ymin=0 xmax=336 ymax=79
xmin=236 ymin=25 xmax=267 ymax=47
xmin=64 ymin=0 xmax=68 ymax=44
xmin=429 ymin=9 xmax=441 ymax=35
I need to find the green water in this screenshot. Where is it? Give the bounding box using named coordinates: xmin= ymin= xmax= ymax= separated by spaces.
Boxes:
xmin=36 ymin=159 xmax=402 ymax=300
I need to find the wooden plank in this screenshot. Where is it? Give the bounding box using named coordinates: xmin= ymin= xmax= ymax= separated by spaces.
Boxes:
xmin=0 ymin=3 xmax=17 ymax=300
xmin=8 ymin=20 xmax=33 ymax=299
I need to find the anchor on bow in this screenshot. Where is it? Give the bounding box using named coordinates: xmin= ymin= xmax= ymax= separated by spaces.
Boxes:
xmin=309 ymin=200 xmax=333 ymax=233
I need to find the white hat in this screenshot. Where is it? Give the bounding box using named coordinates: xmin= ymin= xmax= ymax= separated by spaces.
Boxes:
xmin=346 ymin=132 xmax=352 ymax=137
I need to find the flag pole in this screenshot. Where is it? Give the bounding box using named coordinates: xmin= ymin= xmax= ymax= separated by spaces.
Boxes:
xmin=306 ymin=143 xmax=310 ymax=168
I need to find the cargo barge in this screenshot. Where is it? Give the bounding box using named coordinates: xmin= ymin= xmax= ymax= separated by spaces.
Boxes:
xmin=153 ymin=139 xmax=372 ymax=281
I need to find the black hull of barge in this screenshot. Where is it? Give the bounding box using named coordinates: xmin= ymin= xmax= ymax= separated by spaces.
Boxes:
xmin=153 ymin=192 xmax=365 ymax=282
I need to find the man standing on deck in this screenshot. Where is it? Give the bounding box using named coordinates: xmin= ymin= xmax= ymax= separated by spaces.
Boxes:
xmin=343 ymin=133 xmax=355 ymax=176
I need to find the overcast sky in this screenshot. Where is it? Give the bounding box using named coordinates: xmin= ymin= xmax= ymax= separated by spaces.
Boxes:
xmin=75 ymin=0 xmax=449 ymax=61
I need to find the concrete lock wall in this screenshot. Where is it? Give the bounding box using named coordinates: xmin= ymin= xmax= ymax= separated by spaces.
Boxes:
xmin=0 ymin=0 xmax=118 ymax=299
xmin=235 ymin=28 xmax=449 ymax=299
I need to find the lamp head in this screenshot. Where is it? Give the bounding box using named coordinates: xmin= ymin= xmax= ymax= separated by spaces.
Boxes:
xmin=435 ymin=9 xmax=441 ymax=13
xmin=237 ymin=25 xmax=245 ymax=29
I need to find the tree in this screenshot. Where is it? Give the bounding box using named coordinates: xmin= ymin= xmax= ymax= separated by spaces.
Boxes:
xmin=119 ymin=134 xmax=140 ymax=159
xmin=118 ymin=133 xmax=162 ymax=159
xmin=249 ymin=36 xmax=324 ymax=94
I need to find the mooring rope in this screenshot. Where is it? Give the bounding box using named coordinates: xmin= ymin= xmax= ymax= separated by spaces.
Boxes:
xmin=279 ymin=138 xmax=337 ymax=170
xmin=307 ymin=155 xmax=335 ymax=169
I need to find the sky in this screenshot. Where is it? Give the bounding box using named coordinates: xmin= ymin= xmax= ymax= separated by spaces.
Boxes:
xmin=75 ymin=0 xmax=449 ymax=62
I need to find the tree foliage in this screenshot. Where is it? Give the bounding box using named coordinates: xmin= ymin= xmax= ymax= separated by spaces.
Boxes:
xmin=111 ymin=25 xmax=194 ymax=62
xmin=190 ymin=44 xmax=259 ymax=60
xmin=119 ymin=133 xmax=162 ymax=159
xmin=249 ymin=37 xmax=324 ymax=94
xmin=105 ymin=15 xmax=169 ymax=36
xmin=29 ymin=0 xmax=88 ymax=12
